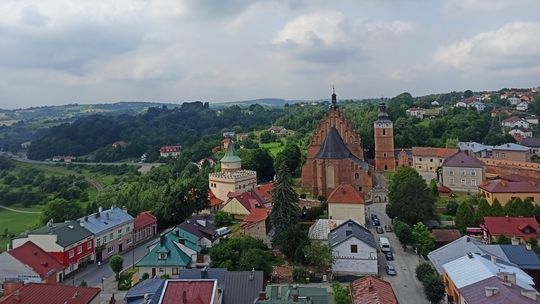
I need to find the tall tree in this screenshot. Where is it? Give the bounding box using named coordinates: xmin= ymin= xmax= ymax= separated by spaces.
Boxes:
xmin=455 ymin=201 xmax=477 ymax=233
xmin=412 ymin=222 xmax=435 ymax=257
xmin=475 ymin=198 xmax=492 ymax=223
xmin=273 ymin=224 xmax=310 ymax=263
xmin=394 ymin=221 xmax=413 ymax=246
xmin=40 ymin=198 xmax=84 ymax=225
xmin=303 ymin=241 xmax=333 ymax=272
xmin=416 ymin=262 xmax=436 ymax=283
xmin=275 ymin=142 xmax=302 ymax=176
xmin=386 ymin=167 xmax=435 ymax=226
xmin=241 ymin=148 xmax=275 ymax=182
xmin=271 ymin=164 xmax=301 ymax=237
xmin=423 ymin=275 xmax=445 ymax=304
xmin=491 ymin=199 xmax=504 ymax=216
xmin=110 ymin=255 xmax=124 ymax=281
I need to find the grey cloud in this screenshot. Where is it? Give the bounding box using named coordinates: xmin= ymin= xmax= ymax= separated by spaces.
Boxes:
xmin=20 ymin=5 xmax=50 ymax=27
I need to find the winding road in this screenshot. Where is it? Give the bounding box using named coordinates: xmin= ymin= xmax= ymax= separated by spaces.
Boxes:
xmin=1 ymin=152 xmax=164 ymax=168
xmin=0 ymin=205 xmax=41 ymax=214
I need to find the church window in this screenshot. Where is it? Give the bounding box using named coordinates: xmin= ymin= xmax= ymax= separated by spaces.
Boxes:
xmin=382 ymin=129 xmax=386 ymax=136
xmin=383 ymin=153 xmax=387 ymax=157
xmin=354 ymin=173 xmax=359 ymax=179
xmin=384 ymin=165 xmax=388 ymax=170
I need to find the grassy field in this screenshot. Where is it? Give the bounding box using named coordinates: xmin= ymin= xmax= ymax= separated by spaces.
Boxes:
xmin=0 ymin=204 xmax=41 ymax=251
xmin=260 ymin=142 xmax=285 ymax=156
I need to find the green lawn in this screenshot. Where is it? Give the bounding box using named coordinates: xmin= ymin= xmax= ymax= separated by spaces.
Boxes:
xmin=0 ymin=205 xmax=41 ymax=252
xmin=260 ymin=142 xmax=285 ymax=156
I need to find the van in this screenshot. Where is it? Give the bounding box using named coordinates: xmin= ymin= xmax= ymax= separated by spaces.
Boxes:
xmin=379 ymin=237 xmax=391 ymax=252
xmin=216 ymin=227 xmax=231 ymax=236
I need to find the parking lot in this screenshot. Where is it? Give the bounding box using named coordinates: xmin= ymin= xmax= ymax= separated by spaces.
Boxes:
xmin=367 ymin=202 xmax=429 ymax=304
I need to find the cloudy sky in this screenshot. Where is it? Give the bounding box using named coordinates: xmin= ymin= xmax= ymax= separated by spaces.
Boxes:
xmin=1 ymin=0 xmax=540 ymax=108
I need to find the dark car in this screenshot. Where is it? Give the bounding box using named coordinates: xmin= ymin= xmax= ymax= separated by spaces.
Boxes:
xmin=376 ymin=226 xmax=384 ymax=234
xmin=386 ymin=265 xmax=397 ymax=276
xmin=371 ymin=214 xmax=378 ymax=221
xmin=385 ymin=251 xmax=394 ymax=261
xmin=373 ymin=219 xmax=381 ymax=226
xmin=385 ymin=225 xmax=393 ymax=232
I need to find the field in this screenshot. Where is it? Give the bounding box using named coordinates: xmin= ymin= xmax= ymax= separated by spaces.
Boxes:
xmin=260 ymin=142 xmax=285 ymax=156
xmin=0 ymin=204 xmax=41 ymax=251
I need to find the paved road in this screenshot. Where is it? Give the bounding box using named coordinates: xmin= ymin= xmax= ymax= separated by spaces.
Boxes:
xmin=85 ymin=177 xmax=104 ymax=192
xmin=65 ymin=237 xmax=159 ymax=288
xmin=1 ymin=152 xmax=164 ymax=167
xmin=367 ymin=202 xmax=429 ymax=304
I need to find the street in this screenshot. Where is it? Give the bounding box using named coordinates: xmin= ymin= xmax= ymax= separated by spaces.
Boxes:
xmin=367 ymin=202 xmax=429 ymax=304
xmin=65 ymin=237 xmax=158 ymax=288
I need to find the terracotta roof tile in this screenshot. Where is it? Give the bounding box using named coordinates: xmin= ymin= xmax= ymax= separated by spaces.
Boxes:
xmin=327 ymin=184 xmax=364 ymax=204
xmin=412 ymin=147 xmax=458 ymax=158
xmin=442 ymin=151 xmax=484 ymax=168
xmin=134 ymin=211 xmax=157 ymax=230
xmin=0 ymin=283 xmax=100 ymax=304
xmin=483 ymin=216 xmax=539 ymax=239
xmin=479 ymin=179 xmax=540 ymax=193
xmin=208 ymin=190 xmax=224 ymax=207
xmin=431 ymin=229 xmax=461 ymax=243
xmin=159 ymin=280 xmax=216 ymax=304
xmin=351 ymin=276 xmax=398 ymax=304
xmin=226 ymin=190 xmax=264 ymax=212
xmin=8 ymin=241 xmax=64 ymax=280
xmin=242 ymin=208 xmax=270 ymax=227
xmin=254 ymin=183 xmax=274 ymax=204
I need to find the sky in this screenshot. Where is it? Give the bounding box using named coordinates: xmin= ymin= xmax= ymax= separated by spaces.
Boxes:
xmin=1 ymin=0 xmax=540 ymax=108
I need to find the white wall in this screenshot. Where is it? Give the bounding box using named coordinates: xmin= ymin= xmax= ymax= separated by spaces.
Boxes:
xmin=12 ymin=234 xmax=62 ymax=252
xmin=332 ymin=237 xmax=378 ymax=275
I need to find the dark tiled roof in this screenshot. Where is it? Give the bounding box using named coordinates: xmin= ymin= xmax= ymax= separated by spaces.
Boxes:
xmin=442 ymin=151 xmax=484 ymax=168
xmin=328 ymin=220 xmax=377 ymax=249
xmin=223 ymin=271 xmax=264 ymax=304
xmin=29 ymin=221 xmax=93 ymax=248
xmin=460 ymin=276 xmax=539 ymax=304
xmin=479 ymin=179 xmax=540 ymax=193
xmin=393 ymin=149 xmax=412 ymax=159
xmin=177 ymin=215 xmax=218 ymax=242
xmin=125 ymin=279 xmax=165 ymax=304
xmin=499 ymin=245 xmax=540 ymax=270
xmin=158 ymin=280 xmax=216 ymax=304
xmin=178 ymin=268 xmax=228 ymax=288
xmin=431 ymin=229 xmax=461 ymax=243
xmin=316 ymin=127 xmax=351 ymax=159
xmin=521 ymin=138 xmax=540 ymax=148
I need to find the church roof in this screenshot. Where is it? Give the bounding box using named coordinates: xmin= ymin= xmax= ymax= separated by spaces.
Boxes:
xmin=316 ymin=127 xmax=352 ymax=159
xmin=221 ymin=141 xmax=241 ymax=163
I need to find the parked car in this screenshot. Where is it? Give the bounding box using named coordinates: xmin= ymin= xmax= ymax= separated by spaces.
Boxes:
xmin=373 ymin=219 xmax=381 ymax=226
xmin=385 ymin=251 xmax=394 ymax=261
xmin=371 ymin=214 xmax=378 ymax=221
xmin=386 ymin=265 xmax=397 ymax=276
xmin=376 ymin=226 xmax=384 ymax=234
xmin=384 ymin=225 xmax=393 ymax=232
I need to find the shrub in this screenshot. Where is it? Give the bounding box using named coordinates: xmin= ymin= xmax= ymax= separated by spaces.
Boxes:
xmin=416 ymin=262 xmax=436 ymax=283
xmin=293 ymin=267 xmax=307 ymax=283
xmin=141 ymin=273 xmax=150 ymax=280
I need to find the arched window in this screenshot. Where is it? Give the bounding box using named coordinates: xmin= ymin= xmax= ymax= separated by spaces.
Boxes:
xmin=384 ymin=165 xmax=388 ymax=170
xmin=382 ymin=129 xmax=386 ymax=136
xmin=354 ymin=173 xmax=359 ymax=179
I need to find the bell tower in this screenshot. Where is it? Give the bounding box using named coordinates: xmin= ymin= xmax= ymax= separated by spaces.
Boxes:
xmin=374 ymin=103 xmax=396 ymax=172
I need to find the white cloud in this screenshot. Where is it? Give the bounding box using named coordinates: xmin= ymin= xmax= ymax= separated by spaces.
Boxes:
xmin=443 ymin=0 xmax=540 ymax=15
xmin=433 ymin=22 xmax=540 ymax=71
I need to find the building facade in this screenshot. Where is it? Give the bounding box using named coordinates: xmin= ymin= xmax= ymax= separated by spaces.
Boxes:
xmin=327 ymin=184 xmax=366 ymax=225
xmin=374 ymin=104 xmax=396 ymax=172
xmin=301 ymin=90 xmax=373 ymax=198
xmin=133 ymin=211 xmax=158 ymax=245
xmin=412 ymin=147 xmax=458 ymax=181
xmin=441 ymin=152 xmax=485 ymax=193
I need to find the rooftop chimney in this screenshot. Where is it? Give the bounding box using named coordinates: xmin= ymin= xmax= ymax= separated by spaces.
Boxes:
xmin=526 ymin=243 xmax=532 ymax=250
xmin=159 ymin=234 xmax=165 ymax=246
xmin=201 ymin=267 xmax=208 ymax=279
xmin=250 ymin=268 xmax=255 ymax=281
xmin=491 ymin=255 xmax=497 ymax=264
xmin=98 ymin=206 xmax=103 ymax=213
xmin=467 ymin=252 xmax=474 ymax=259
xmin=182 ymin=290 xmax=187 ymax=303
xmin=13 ymin=290 xmax=21 ymax=302
xmin=258 ymin=292 xmax=267 ymax=300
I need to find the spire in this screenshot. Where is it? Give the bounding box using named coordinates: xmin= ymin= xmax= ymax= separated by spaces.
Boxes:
xmin=331 ymin=86 xmax=337 ymax=108
xmin=377 ymin=102 xmax=390 ymax=120
xmin=221 ymin=141 xmax=241 ymax=164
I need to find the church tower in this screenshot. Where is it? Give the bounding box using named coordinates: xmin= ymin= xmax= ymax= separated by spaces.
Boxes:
xmin=374 ymin=103 xmax=396 ymax=172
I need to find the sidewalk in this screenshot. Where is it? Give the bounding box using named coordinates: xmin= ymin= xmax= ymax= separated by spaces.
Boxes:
xmin=99 ymin=275 xmax=127 ymax=304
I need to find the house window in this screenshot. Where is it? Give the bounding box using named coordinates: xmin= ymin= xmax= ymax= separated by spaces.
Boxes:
xmin=103 ymin=235 xmax=107 ymax=243
xmin=382 ymin=129 xmax=386 ymax=135
xmin=158 ymin=253 xmax=168 ymax=260
xmin=383 ymin=153 xmax=387 ymax=157
xmin=461 ymin=179 xmax=466 ymax=185
xmin=354 ymin=173 xmax=359 ymax=179
xmin=470 ymin=171 xmax=476 ymax=176
xmin=419 ymin=158 xmax=422 ymax=162
xmin=96 ymin=238 xmax=101 ymax=247
xmin=172 ymin=268 xmax=179 ymax=275
xmin=501 ymin=153 xmax=506 ymax=158
xmin=350 ymin=244 xmax=358 ymax=253
xmin=430 ymin=158 xmax=433 ymax=162
xmin=118 ymin=228 xmax=122 ymax=237
xmin=108 ymin=247 xmax=114 ymax=254
xmin=69 ymin=250 xmax=74 ymax=258
xmin=460 ymin=170 xmax=465 ymax=176
xmin=450 ymin=178 xmax=455 ymax=185
xmin=471 ymin=179 xmax=477 ymax=186
xmin=529 ymin=197 xmax=535 ymax=202
xmin=159 ymin=268 xmax=164 ymax=273
xmin=110 ymin=233 xmax=114 ymax=240
xmin=77 ymin=246 xmax=82 ymax=254
xmin=127 ymin=238 xmax=132 ymax=244
xmin=126 ymin=226 xmax=130 ymax=233
xmin=87 ymin=242 xmax=92 ymax=250
xmin=449 ymin=170 xmax=454 ymax=176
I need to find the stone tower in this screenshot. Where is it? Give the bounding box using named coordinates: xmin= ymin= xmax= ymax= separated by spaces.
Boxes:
xmin=374 ymin=103 xmax=396 ymax=172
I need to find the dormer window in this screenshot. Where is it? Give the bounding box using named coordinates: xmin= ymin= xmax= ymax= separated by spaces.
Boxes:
xmin=158 ymin=252 xmax=168 ymax=260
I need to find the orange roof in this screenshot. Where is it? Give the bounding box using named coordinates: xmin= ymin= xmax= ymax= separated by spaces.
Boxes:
xmin=412 ymin=147 xmax=458 ymax=158
xmin=327 ymin=184 xmax=364 ymax=204
xmin=8 ymin=241 xmax=64 ymax=279
xmin=208 ymin=190 xmax=224 ymax=207
xmin=242 ymin=208 xmax=270 ymax=227
xmin=351 ymin=275 xmax=398 ymax=304
xmin=0 ymin=283 xmax=100 ymax=304
xmin=254 ymin=183 xmax=274 ymax=204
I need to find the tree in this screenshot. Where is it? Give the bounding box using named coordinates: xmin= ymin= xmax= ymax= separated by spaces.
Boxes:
xmin=491 ymin=199 xmax=504 ymax=216
xmin=332 ymin=282 xmax=352 ymax=304
xmin=110 ymin=255 xmax=124 ymax=281
xmin=445 ymin=138 xmax=458 ymax=149
xmin=40 ymin=198 xmax=84 ymax=225
xmin=273 ymin=224 xmax=310 ymax=263
xmin=386 ymin=167 xmax=435 ymax=226
xmin=79 ymin=280 xmax=88 ymax=287
xmin=504 ymin=198 xmax=535 ymax=216
xmin=423 ymin=275 xmax=445 ymax=304
xmin=214 ymin=211 xmax=233 ymax=227
xmin=494 ymin=235 xmax=511 ymax=244
xmin=241 ymin=148 xmax=275 ymax=182
xmin=394 ymin=221 xmax=412 ymax=246
xmin=445 ymin=200 xmax=458 ymax=216
xmin=429 ymin=180 xmax=438 ymax=197
xmin=303 ymin=241 xmax=333 ymax=272
xmin=416 ymin=262 xmax=436 ymax=283
xmin=270 ymin=164 xmax=301 ymax=238
xmin=454 ymin=201 xmax=476 ymax=233
xmin=475 ymin=198 xmax=492 ymax=223
xmin=209 ymin=236 xmax=273 ymax=277
xmin=463 ymin=90 xmax=473 ymax=98
xmin=412 ymin=222 xmax=435 ymax=257
xmin=275 ymin=142 xmax=302 ymax=176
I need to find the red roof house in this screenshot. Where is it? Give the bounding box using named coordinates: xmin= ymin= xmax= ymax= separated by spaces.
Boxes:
xmin=133 ymin=211 xmax=158 ymax=246
xmin=156 ymin=280 xmax=217 ymax=304
xmin=254 ymin=183 xmax=274 ymax=205
xmin=351 ymin=275 xmax=398 ymax=304
xmin=482 ymin=216 xmax=539 ymax=243
xmin=159 ymin=145 xmax=181 ymax=157
xmin=241 ymin=208 xmax=271 ymax=245
xmin=8 ymin=241 xmax=64 ymax=284
xmin=327 ymin=184 xmax=365 ymax=204
xmin=0 ymin=283 xmax=100 ymax=304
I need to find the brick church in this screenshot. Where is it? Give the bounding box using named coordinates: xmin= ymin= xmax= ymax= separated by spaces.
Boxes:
xmin=301 ymin=89 xmax=374 ymax=198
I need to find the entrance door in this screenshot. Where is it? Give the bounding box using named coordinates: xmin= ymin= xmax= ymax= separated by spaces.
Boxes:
xmin=152 ymin=268 xmax=156 ymax=278
xmin=119 ymin=244 xmax=123 ymax=253
xmin=96 ymin=250 xmax=103 ymax=263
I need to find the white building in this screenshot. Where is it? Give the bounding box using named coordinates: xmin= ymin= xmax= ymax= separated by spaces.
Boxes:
xmin=502 ymin=116 xmax=531 ymax=129
xmin=328 ymin=220 xmax=378 ymax=276
xmin=455 ymin=101 xmax=467 ymax=108
xmin=406 ymin=108 xmax=427 ymax=119
xmin=517 ymin=102 xmax=529 ymax=112
xmin=469 ymin=101 xmax=486 ymax=112
xmin=509 ymin=96 xmax=521 ymax=105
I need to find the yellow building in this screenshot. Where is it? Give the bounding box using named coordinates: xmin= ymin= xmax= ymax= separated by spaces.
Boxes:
xmin=412 ymin=147 xmax=457 ymax=180
xmin=479 ymin=179 xmax=540 ymax=205
xmin=220 ymin=191 xmax=264 ymax=219
xmin=327 ymin=184 xmax=365 ymax=225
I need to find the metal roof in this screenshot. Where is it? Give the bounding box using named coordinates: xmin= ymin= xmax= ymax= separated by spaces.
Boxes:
xmin=29 ymin=221 xmax=93 ymax=248
xmin=328 ymin=220 xmax=377 ymax=249
xmin=79 ymin=206 xmax=134 ymax=235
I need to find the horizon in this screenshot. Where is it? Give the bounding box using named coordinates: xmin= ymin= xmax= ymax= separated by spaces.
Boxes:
xmin=1 ymin=1 xmax=540 ymax=108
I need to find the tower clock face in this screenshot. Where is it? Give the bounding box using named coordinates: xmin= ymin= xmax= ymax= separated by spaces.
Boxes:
xmin=375 ymin=122 xmax=392 ymax=128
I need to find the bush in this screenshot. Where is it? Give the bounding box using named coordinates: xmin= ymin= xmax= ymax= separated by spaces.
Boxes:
xmin=416 ymin=262 xmax=436 ymax=283
xmin=293 ymin=266 xmax=307 ymax=283
xmin=300 ymin=193 xmax=307 ymax=199
xmin=214 ymin=211 xmax=233 ymax=227
xmin=141 ymin=273 xmax=150 ymax=280
xmin=445 ymin=200 xmax=458 ymax=216
xmin=160 ymin=274 xmax=170 ymax=279
xmin=79 ymin=280 xmax=87 ymax=287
